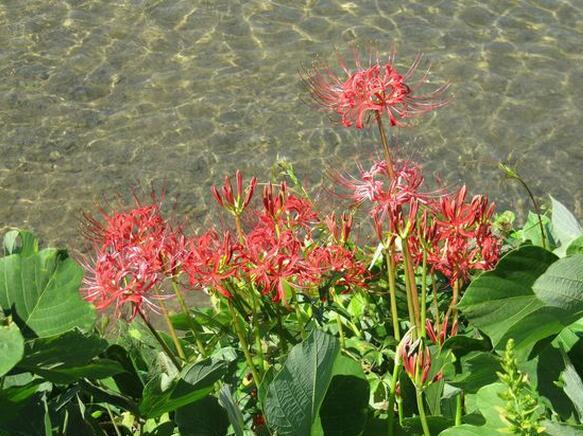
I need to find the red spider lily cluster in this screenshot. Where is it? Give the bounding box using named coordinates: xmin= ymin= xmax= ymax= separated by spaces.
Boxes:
xmin=81 ymin=194 xmax=185 ymax=318
xmin=301 ymin=48 xmax=449 ymax=129
xmin=337 ymin=159 xmax=501 ymax=285
xmin=81 ymin=176 xmax=367 ymax=316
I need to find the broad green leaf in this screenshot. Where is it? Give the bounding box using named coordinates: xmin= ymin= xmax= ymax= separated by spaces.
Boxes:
xmin=439 ymin=383 xmax=508 ymax=435
xmin=19 ymin=329 xmax=107 ymax=367
xmin=176 ymin=396 xmax=229 ymax=436
xmin=0 ymin=383 xmax=45 ymax=434
xmin=0 ymin=246 xmax=95 ymax=338
xmin=264 ymin=329 xmax=340 ymax=436
xmin=567 ymin=236 xmax=583 ymax=256
xmin=15 ymin=329 xmax=124 ymax=383
xmin=551 ymin=196 xmax=583 ymax=253
xmin=313 ymin=355 xmax=370 ymax=436
xmin=3 ymin=229 xmax=38 ymax=256
xmin=400 ymin=416 xmax=453 ymax=435
xmin=139 ymin=357 xmax=227 ymax=418
xmin=450 ymin=352 xmax=501 ymax=394
xmin=218 ymin=384 xmax=245 ymax=436
xmin=559 ymin=347 xmax=583 ymax=421
xmin=0 ymin=321 xmax=24 ymax=376
xmin=459 ymin=246 xmax=557 ymax=348
xmin=521 ymin=212 xmax=553 ymax=248
xmin=533 ymin=255 xmax=583 ymax=313
xmin=542 ymin=420 xmax=583 ymax=436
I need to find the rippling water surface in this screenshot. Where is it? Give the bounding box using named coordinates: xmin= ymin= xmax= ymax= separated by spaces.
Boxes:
xmin=1 ymin=0 xmax=582 ymax=247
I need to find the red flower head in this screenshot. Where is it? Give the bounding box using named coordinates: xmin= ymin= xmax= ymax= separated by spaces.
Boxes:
xmin=261 ymin=182 xmax=318 ymax=231
xmin=429 ymin=186 xmax=501 ymax=285
xmin=425 ymin=316 xmax=459 ymax=346
xmin=399 ymin=331 xmax=433 ymax=387
xmin=301 ymin=47 xmax=449 ymax=129
xmin=182 ymin=229 xmax=238 ymax=297
xmin=211 ymin=170 xmax=257 ymax=217
xmin=81 ymin=193 xmax=184 ymax=318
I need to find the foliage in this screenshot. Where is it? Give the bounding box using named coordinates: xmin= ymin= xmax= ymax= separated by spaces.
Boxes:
xmin=1 ymin=47 xmax=583 ymax=436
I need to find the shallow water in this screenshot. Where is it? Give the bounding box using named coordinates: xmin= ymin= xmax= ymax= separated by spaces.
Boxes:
xmin=1 ymin=0 xmax=582 ymax=249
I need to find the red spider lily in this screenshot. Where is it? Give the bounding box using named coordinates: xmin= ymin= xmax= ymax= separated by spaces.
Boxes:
xmin=182 ymin=230 xmax=238 ymax=297
xmin=81 ymin=194 xmax=185 ymax=316
xmin=82 ymin=193 xmax=167 ymax=251
xmin=81 ymin=245 xmax=169 ymax=319
xmin=301 ymin=47 xmax=449 ymax=129
xmin=211 ymin=170 xmax=257 ymax=216
xmin=399 ymin=332 xmax=432 ymax=386
xmin=428 ymin=187 xmax=501 ymax=285
xmin=425 ymin=316 xmax=459 ymax=346
xmin=261 ymin=182 xmax=318 ymax=231
xmin=324 ymin=211 xmax=353 ymax=244
xmin=242 ymin=224 xmax=309 ymax=303
xmin=306 ymin=244 xmax=367 ymax=292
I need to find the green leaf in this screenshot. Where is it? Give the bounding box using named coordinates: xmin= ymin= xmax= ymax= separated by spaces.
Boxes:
xmin=0 ymin=245 xmax=95 ymax=338
xmin=459 ymin=246 xmax=557 ymax=348
xmin=567 ymin=236 xmax=583 ymax=256
xmin=313 ymin=355 xmax=370 ymax=436
xmin=176 ymin=396 xmax=229 ymax=436
xmin=139 ymin=357 xmax=227 ymax=418
xmin=439 ymin=383 xmax=508 ymax=435
xmin=218 ymin=384 xmax=245 ymax=436
xmin=0 ymin=383 xmax=45 ymax=434
xmin=3 ymin=229 xmax=39 ymax=256
xmin=542 ymin=420 xmax=583 ymax=436
xmin=551 ymin=196 xmax=583 ymax=252
xmin=264 ymin=329 xmax=340 ymax=436
xmin=559 ymin=347 xmax=583 ymax=421
xmin=401 ymin=416 xmax=453 ymax=435
xmin=533 ymin=255 xmax=583 ymax=313
xmin=521 ymin=212 xmax=553 ymax=248
xmin=0 ymin=321 xmax=24 ymax=376
xmin=15 ymin=329 xmax=123 ymax=384
xmin=450 ymin=352 xmax=502 ymax=394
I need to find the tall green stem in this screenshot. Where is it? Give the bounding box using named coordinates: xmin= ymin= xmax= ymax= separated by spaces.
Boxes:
xmin=250 ymin=287 xmax=267 ymax=374
xmin=159 ymin=301 xmax=186 ymax=361
xmin=455 ymin=392 xmax=463 ymax=426
xmin=420 ymin=251 xmax=428 ymax=339
xmin=387 ymin=362 xmax=401 ymax=436
xmin=227 ymin=301 xmax=262 ymax=388
xmin=137 ymin=308 xmax=182 ymax=369
xmin=416 ymin=389 xmax=431 ymax=436
xmin=431 ymin=274 xmax=441 ymax=336
xmin=402 ymin=237 xmax=421 ymax=333
xmin=171 ymin=279 xmax=206 ymax=356
xmin=290 ymin=287 xmax=306 ymax=340
xmin=375 ymin=112 xmax=396 ymax=179
xmin=385 ymin=244 xmax=401 ymax=341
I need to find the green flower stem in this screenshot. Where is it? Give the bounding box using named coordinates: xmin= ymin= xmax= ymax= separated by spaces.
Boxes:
xmin=375 ymin=111 xmax=396 ymax=179
xmin=159 ymin=301 xmax=186 ymax=361
xmin=420 ymin=251 xmax=428 ymax=339
xmin=171 ymin=279 xmax=207 ymax=357
xmin=385 ymin=244 xmax=401 ymax=341
xmin=137 ymin=308 xmax=182 ymax=369
xmin=455 ymin=392 xmax=463 ymax=426
xmin=431 ymin=274 xmax=441 ymax=336
xmin=105 ymin=404 xmax=123 ymax=436
xmin=416 ymin=388 xmax=431 ymax=436
xmin=387 ymin=362 xmax=402 ymax=436
xmin=446 ymin=279 xmax=461 ymax=325
xmin=402 ymin=237 xmax=421 ymax=333
xmin=227 ymin=300 xmax=262 ymax=388
xmin=250 ymin=286 xmax=267 ymax=374
xmin=290 ymin=287 xmax=306 ymax=340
